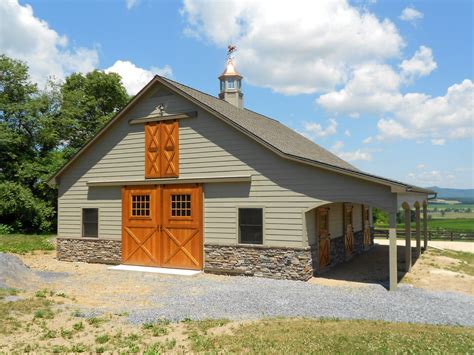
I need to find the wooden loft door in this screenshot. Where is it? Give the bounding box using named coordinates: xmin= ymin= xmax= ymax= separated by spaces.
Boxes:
xmin=145 ymin=120 xmax=179 ymax=179
xmin=145 ymin=123 xmax=161 ymax=178
xmin=122 ymin=186 xmax=161 ymax=266
xmin=344 ymin=203 xmax=354 ymax=257
xmin=317 ymin=208 xmax=330 ymax=269
xmin=160 ymin=120 xmax=179 ymax=177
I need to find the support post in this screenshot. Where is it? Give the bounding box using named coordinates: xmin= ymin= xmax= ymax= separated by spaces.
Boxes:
xmin=389 ymin=211 xmax=398 ymax=291
xmin=404 ymin=208 xmax=412 ymax=272
xmin=415 ymin=205 xmax=421 ymax=256
xmin=423 ymin=203 xmax=428 ymax=252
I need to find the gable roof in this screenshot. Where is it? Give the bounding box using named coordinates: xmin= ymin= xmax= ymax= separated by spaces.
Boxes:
xmin=48 ymin=75 xmax=433 ymax=195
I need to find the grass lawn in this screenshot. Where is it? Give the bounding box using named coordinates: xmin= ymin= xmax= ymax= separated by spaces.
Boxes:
xmin=0 ymin=234 xmax=55 ymax=254
xmin=1 ymin=292 xmax=473 ymax=354
xmin=188 ymin=318 xmax=474 ymax=354
xmin=376 ymin=218 xmax=474 ymax=233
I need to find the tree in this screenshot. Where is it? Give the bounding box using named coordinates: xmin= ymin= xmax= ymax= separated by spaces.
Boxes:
xmin=59 ymin=71 xmax=129 ymax=157
xmin=0 ymin=55 xmax=129 ymax=233
xmin=0 ymin=55 xmax=61 ymax=232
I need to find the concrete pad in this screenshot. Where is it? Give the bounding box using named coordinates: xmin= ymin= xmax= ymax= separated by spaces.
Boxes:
xmin=108 ymin=264 xmax=201 ymax=276
xmin=375 ymin=238 xmax=474 ymax=253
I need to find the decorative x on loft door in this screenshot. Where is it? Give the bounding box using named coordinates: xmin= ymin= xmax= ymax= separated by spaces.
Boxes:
xmin=145 ymin=120 xmax=179 ymax=179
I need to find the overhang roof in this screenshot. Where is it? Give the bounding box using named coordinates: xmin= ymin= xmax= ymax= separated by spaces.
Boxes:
xmin=48 ymin=75 xmax=434 ymax=195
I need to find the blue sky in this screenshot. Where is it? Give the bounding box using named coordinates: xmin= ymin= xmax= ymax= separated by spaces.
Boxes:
xmin=3 ymin=0 xmax=473 ymax=188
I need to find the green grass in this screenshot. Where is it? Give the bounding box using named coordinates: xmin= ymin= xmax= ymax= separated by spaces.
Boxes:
xmin=187 ymin=318 xmax=474 ymax=353
xmin=0 ymin=234 xmax=54 ymax=254
xmin=376 ymin=218 xmax=474 ymax=233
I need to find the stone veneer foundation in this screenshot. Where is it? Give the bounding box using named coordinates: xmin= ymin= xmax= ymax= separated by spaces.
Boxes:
xmin=57 ymin=228 xmax=374 ymax=280
xmin=204 ymin=244 xmax=314 ymax=281
xmin=57 ymin=237 xmax=122 ymax=264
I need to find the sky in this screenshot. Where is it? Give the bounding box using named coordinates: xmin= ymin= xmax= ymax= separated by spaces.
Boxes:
xmin=2 ymin=0 xmax=473 ymax=188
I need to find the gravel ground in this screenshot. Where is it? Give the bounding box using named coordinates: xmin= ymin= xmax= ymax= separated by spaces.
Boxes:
xmin=4 ymin=252 xmax=473 ymax=327
xmin=125 ymin=274 xmax=474 ymax=326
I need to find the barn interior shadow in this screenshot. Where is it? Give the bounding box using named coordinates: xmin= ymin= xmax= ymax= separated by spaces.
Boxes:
xmin=316 ymin=243 xmax=421 ymax=290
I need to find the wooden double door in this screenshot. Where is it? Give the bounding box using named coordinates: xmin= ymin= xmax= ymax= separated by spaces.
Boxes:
xmin=121 ymin=184 xmax=203 ymax=270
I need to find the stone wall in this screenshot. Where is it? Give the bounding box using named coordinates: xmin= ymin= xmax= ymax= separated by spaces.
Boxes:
xmin=57 ymin=237 xmax=122 ymax=264
xmin=330 ymin=236 xmax=345 ymax=267
xmin=204 ymin=244 xmax=314 ymax=281
xmin=315 ymin=227 xmax=375 ymax=274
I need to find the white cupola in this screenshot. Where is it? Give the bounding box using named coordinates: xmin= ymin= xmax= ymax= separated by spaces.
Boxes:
xmin=218 ymin=45 xmax=243 ymax=108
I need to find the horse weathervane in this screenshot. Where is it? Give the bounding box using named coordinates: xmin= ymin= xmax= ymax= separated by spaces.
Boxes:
xmin=227 ymin=44 xmax=237 ymax=59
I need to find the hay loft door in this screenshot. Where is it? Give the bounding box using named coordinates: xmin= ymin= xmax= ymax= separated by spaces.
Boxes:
xmin=122 ymin=184 xmax=203 ymax=270
xmin=161 ymin=185 xmax=203 ymax=270
xmin=122 ymin=186 xmax=161 ymax=266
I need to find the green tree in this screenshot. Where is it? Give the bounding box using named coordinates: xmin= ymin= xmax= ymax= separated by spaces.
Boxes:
xmin=0 ymin=55 xmax=129 ymax=233
xmin=59 ymin=70 xmax=129 ymax=157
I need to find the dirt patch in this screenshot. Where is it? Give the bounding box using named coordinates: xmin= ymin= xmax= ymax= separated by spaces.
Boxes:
xmin=402 ymin=251 xmax=474 ymax=296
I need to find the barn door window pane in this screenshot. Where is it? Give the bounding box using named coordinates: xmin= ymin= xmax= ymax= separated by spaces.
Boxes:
xmin=82 ymin=208 xmax=98 ymax=238
xmin=131 ymin=194 xmax=150 ymax=217
xmin=171 ymin=194 xmax=191 ymax=217
xmin=239 ymin=208 xmax=263 ymax=244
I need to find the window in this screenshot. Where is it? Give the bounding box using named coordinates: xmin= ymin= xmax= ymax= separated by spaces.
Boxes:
xmin=239 ymin=208 xmax=263 ymax=244
xmin=227 ymin=79 xmax=235 ymax=89
xmin=171 ymin=194 xmax=191 ymax=217
xmin=220 ymin=80 xmax=225 ymax=92
xmin=131 ymin=194 xmax=150 ymax=217
xmin=82 ymin=208 xmax=98 ymax=238
xmin=237 ymin=79 xmax=242 ymax=90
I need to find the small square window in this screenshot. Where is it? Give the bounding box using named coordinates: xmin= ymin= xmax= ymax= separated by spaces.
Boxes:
xmin=228 ymin=79 xmax=235 ymax=89
xmin=131 ymin=194 xmax=150 ymax=217
xmin=171 ymin=194 xmax=192 ymax=217
xmin=239 ymin=208 xmax=263 ymax=244
xmin=82 ymin=208 xmax=98 ymax=238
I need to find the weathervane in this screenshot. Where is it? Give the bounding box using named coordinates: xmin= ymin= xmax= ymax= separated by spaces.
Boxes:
xmin=227 ymin=44 xmax=237 ymax=60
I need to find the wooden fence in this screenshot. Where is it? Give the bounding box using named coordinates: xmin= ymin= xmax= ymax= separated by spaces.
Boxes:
xmin=374 ymin=229 xmax=474 ymax=241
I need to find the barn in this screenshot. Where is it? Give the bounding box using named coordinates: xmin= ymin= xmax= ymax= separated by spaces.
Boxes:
xmin=48 ymin=59 xmax=434 ymax=290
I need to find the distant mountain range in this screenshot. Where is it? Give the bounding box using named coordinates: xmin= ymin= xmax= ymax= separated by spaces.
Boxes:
xmin=427 ymin=186 xmax=474 ymax=203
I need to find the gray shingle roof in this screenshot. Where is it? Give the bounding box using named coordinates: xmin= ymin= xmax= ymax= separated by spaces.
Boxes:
xmin=162 ymin=77 xmax=358 ymax=172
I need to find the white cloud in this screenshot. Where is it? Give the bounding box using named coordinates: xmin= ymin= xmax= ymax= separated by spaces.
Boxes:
xmin=431 ymin=138 xmax=445 ymax=146
xmin=344 ymin=129 xmax=351 ymax=137
xmin=301 ymin=119 xmax=338 ymax=138
xmin=126 ymin=0 xmax=139 ymax=10
xmin=181 ymin=0 xmax=404 ymax=95
xmin=105 ymin=60 xmax=173 ymax=95
xmin=400 ymin=46 xmax=437 ymax=82
xmin=0 ymin=0 xmax=99 ymax=87
xmin=363 ymin=136 xmax=373 ymax=144
xmin=318 ymin=62 xmax=402 ymax=115
xmin=399 ymin=6 xmax=424 ymax=23
xmin=331 ymin=140 xmax=373 ymax=162
xmin=318 ymin=58 xmax=473 ymax=143
xmin=407 ymin=165 xmax=460 ymax=187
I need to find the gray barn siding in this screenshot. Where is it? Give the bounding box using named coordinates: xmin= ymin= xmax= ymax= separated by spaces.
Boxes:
xmin=58 ymin=84 xmax=394 ymax=247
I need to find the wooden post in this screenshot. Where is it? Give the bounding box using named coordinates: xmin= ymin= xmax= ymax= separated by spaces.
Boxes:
xmin=423 ymin=203 xmax=428 ymax=251
xmin=415 ymin=206 xmax=421 ymax=256
xmin=389 ymin=211 xmax=398 ymax=291
xmin=404 ymin=208 xmax=412 ymax=272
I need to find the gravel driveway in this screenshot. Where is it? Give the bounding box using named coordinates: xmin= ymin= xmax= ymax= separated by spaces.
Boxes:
xmin=6 ymin=252 xmax=474 ymax=327
xmin=125 ymin=274 xmax=474 ymax=326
